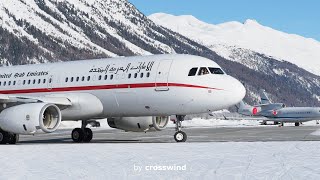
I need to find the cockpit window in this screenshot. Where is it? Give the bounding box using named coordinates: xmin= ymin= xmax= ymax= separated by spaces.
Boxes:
xmin=209 ymin=67 xmax=224 ymax=75
xmin=198 ymin=67 xmax=210 ymax=76
xmin=188 ymin=68 xmax=198 ymax=76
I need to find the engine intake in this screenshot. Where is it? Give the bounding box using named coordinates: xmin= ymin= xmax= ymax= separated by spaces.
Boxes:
xmin=0 ymin=103 xmax=61 ymax=134
xmin=108 ymin=116 xmax=169 ymax=132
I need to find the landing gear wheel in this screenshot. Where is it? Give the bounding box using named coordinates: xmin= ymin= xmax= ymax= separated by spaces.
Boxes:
xmin=72 ymin=128 xmax=84 ymax=143
xmin=295 ymin=122 xmax=300 ymax=126
xmin=83 ymin=128 xmax=93 ymax=142
xmin=174 ymin=131 xmax=187 ymax=142
xmin=173 ymin=115 xmax=187 ymax=142
xmin=0 ymin=131 xmax=9 ymax=144
xmin=8 ymin=134 xmax=19 ymax=144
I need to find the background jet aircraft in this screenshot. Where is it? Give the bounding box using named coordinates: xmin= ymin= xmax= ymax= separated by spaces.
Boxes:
xmin=237 ymin=90 xmax=320 ymax=126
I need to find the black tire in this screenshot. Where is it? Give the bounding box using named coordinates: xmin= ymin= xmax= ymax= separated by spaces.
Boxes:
xmin=274 ymin=121 xmax=279 ymax=125
xmin=0 ymin=131 xmax=9 ymax=144
xmin=8 ymin=134 xmax=19 ymax=144
xmin=72 ymin=128 xmax=84 ymax=143
xmin=83 ymin=128 xmax=93 ymax=143
xmin=295 ymin=122 xmax=300 ymax=126
xmin=174 ymin=131 xmax=187 ymax=142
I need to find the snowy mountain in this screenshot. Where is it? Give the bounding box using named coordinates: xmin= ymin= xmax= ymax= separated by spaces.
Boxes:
xmin=149 ymin=13 xmax=320 ymax=77
xmin=0 ymin=0 xmax=319 ymax=106
xmin=0 ymin=0 xmax=209 ymax=65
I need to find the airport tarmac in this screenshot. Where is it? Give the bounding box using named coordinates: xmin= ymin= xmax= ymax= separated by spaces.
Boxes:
xmin=18 ymin=125 xmax=320 ymax=144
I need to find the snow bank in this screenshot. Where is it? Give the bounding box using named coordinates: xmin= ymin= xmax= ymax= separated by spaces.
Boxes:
xmin=60 ymin=118 xmax=320 ymax=129
xmin=168 ymin=118 xmax=261 ymax=128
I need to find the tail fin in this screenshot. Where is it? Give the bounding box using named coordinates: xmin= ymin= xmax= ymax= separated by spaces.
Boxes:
xmin=259 ymin=89 xmax=271 ymax=104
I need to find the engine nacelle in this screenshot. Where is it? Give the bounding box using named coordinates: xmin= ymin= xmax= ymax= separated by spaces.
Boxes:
xmin=260 ymin=109 xmax=279 ymax=117
xmin=46 ymin=93 xmax=103 ymax=120
xmin=107 ymin=116 xmax=169 ymax=132
xmin=0 ymin=103 xmax=61 ymax=134
xmin=248 ymin=106 xmax=262 ymax=116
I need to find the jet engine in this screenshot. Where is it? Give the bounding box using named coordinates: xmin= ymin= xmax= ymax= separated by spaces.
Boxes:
xmin=107 ymin=116 xmax=169 ymax=132
xmin=251 ymin=107 xmax=262 ymax=116
xmin=0 ymin=103 xmax=61 ymax=134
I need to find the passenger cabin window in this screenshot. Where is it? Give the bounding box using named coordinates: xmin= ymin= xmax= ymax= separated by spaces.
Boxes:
xmin=188 ymin=68 xmax=198 ymax=76
xmin=198 ymin=67 xmax=210 ymax=76
xmin=146 ymin=72 xmax=150 ymax=78
xmin=209 ymin=67 xmax=224 ymax=75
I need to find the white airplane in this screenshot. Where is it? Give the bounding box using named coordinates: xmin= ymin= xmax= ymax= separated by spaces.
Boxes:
xmin=0 ymin=54 xmax=245 ymax=144
xmin=237 ymin=90 xmax=320 ymax=126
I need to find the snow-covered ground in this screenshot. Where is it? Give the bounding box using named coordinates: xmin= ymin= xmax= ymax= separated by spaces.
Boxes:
xmin=1 ymin=142 xmax=320 ymax=179
xmin=2 ymin=118 xmax=320 ymax=179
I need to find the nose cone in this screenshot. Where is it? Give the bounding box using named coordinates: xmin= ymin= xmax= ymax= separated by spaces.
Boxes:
xmin=231 ymin=77 xmax=246 ymax=103
xmin=223 ymin=76 xmax=246 ymax=107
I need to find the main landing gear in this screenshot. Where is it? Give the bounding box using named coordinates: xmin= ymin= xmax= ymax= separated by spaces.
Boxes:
xmin=0 ymin=129 xmax=19 ymax=145
xmin=174 ymin=115 xmax=187 ymax=142
xmin=71 ymin=121 xmax=93 ymax=143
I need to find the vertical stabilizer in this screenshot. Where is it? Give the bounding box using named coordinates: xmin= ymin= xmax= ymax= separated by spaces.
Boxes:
xmin=259 ymin=89 xmax=271 ymax=104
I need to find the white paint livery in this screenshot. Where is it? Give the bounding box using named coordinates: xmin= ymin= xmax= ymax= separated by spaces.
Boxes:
xmin=0 ymin=54 xmax=245 ymax=143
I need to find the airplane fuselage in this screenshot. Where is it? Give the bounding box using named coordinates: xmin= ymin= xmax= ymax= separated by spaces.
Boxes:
xmin=0 ymin=54 xmax=245 ymax=119
xmin=262 ymin=107 xmax=320 ymax=122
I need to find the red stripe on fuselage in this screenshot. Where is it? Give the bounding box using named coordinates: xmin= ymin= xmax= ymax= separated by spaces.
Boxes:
xmin=0 ymin=83 xmax=223 ymax=94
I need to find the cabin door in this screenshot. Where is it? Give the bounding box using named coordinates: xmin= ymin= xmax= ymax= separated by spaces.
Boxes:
xmin=155 ymin=60 xmax=172 ymax=91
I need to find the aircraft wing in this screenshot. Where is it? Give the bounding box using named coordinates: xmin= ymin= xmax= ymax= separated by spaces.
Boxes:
xmin=0 ymin=94 xmax=72 ymax=107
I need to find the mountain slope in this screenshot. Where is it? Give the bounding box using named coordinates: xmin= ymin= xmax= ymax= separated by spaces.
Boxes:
xmin=0 ymin=0 xmax=210 ymax=65
xmin=0 ymin=0 xmax=319 ymax=106
xmin=149 ymin=13 xmax=320 ymax=76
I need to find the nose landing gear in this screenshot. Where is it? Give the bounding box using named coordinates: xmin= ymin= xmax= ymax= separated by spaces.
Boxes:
xmin=174 ymin=115 xmax=187 ymax=142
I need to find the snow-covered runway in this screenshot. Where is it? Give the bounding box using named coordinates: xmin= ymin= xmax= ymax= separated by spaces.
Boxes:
xmin=1 ymin=142 xmax=320 ymax=179
xmin=3 ymin=119 xmax=320 ymax=179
